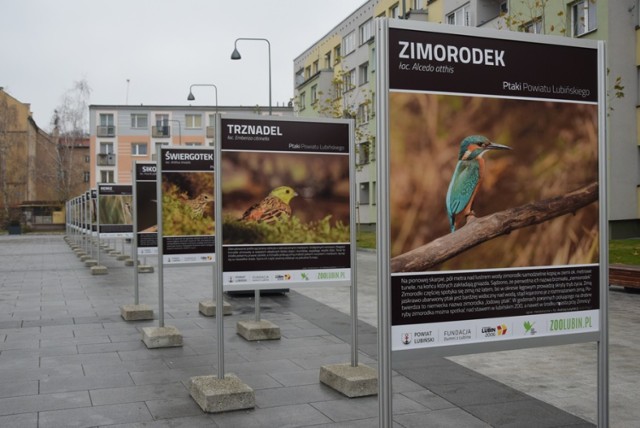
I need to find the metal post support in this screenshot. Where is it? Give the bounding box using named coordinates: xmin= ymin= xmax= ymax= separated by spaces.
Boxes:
xmin=156 ymin=143 xmax=165 ymax=328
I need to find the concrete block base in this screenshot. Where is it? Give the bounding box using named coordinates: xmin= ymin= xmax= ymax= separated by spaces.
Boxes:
xmin=124 ymin=258 xmax=134 ymax=266
xmin=116 ymin=254 xmax=129 ymax=261
xmin=120 ymin=304 xmax=154 ymax=321
xmin=319 ymin=363 xmax=378 ymax=398
xmin=90 ymin=265 xmax=108 ymax=275
xmin=108 ymin=250 xmax=121 ymax=257
xmin=189 ymin=374 xmax=255 ymax=413
xmin=138 ymin=265 xmax=154 ymax=273
xmin=199 ymin=299 xmax=232 ymax=317
xmin=84 ymin=259 xmax=98 ymax=267
xmin=236 ymin=320 xmax=280 ymax=341
xmin=79 ymin=255 xmax=92 ymax=262
xmin=142 ymin=326 xmax=183 ymax=348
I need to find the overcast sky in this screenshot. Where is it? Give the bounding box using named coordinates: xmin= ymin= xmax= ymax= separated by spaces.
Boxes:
xmin=1 ymin=0 xmax=366 ymax=130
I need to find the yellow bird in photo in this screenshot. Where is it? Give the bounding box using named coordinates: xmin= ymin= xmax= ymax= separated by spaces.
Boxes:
xmin=241 ymin=186 xmax=298 ymax=223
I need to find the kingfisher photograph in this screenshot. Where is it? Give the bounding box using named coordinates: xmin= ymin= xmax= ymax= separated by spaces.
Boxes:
xmin=221 ymin=151 xmax=350 ymax=245
xmin=389 ymin=92 xmax=599 ymax=272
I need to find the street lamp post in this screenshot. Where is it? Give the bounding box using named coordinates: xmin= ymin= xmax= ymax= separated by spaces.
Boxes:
xmin=187 ymin=83 xmax=218 ymax=114
xmin=230 ymin=37 xmax=272 ymax=115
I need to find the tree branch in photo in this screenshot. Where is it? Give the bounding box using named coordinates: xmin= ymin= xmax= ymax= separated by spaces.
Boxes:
xmin=390 ymin=182 xmax=598 ymax=273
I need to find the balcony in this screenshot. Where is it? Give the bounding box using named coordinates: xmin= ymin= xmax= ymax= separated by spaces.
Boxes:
xmin=206 ymin=126 xmax=215 ymax=138
xmin=97 ymin=125 xmax=115 ymax=137
xmin=152 ymin=125 xmax=171 ymax=138
xmin=97 ymin=153 xmax=116 ymax=166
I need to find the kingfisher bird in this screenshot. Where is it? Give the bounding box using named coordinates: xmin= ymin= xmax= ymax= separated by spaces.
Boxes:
xmin=446 ymin=135 xmax=511 ymax=232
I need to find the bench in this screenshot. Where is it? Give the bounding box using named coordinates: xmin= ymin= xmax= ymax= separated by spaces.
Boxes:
xmin=609 ymin=264 xmax=640 ymax=290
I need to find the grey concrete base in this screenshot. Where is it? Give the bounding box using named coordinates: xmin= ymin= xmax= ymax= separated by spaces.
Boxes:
xmin=116 ymin=254 xmax=129 ymax=261
xmin=108 ymin=250 xmax=121 ymax=256
xmin=124 ymin=258 xmax=134 ymax=266
xmin=142 ymin=326 xmax=183 ymax=348
xmin=84 ymin=259 xmax=98 ymax=267
xmin=199 ymin=299 xmax=232 ymax=317
xmin=120 ymin=304 xmax=154 ymax=321
xmin=138 ymin=265 xmax=154 ymax=273
xmin=319 ymin=363 xmax=378 ymax=398
xmin=79 ymin=255 xmax=92 ymax=262
xmin=189 ymin=374 xmax=255 ymax=413
xmin=74 ymin=250 xmax=86 ymax=257
xmin=236 ymin=320 xmax=281 ymax=341
xmin=90 ymin=265 xmax=108 ymax=275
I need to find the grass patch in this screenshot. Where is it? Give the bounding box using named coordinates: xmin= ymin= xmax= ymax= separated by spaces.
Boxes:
xmin=609 ymin=239 xmax=640 ymax=266
xmin=356 ymin=229 xmax=376 ymax=249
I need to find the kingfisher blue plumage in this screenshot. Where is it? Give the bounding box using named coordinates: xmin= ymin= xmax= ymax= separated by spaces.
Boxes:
xmin=446 ymin=135 xmax=511 ymax=232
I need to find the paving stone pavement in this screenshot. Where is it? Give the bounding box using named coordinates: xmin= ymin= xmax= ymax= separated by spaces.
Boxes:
xmin=0 ymin=234 xmax=630 ymax=427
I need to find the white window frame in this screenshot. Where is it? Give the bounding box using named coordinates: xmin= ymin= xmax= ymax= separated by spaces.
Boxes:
xmin=342 ymin=31 xmax=356 ymax=56
xmin=522 ymin=17 xmax=543 ymax=34
xmin=359 ymin=19 xmax=374 ymax=45
xmin=185 ymin=114 xmax=202 ymax=129
xmin=99 ymin=170 xmax=114 ymax=183
xmin=185 ymin=142 xmax=202 ymax=146
xmin=99 ymin=113 xmax=114 ymax=127
xmin=299 ymin=91 xmax=306 ymax=110
xmin=447 ymin=3 xmax=471 ymax=26
xmin=131 ymin=142 xmax=148 ymax=156
xmin=359 ymin=62 xmax=369 ymax=85
xmin=357 ymin=103 xmax=370 ymax=125
xmin=343 ymin=69 xmax=356 ymax=92
xmin=311 ymin=85 xmax=318 ymax=105
xmin=130 ymin=113 xmax=148 ymax=129
xmin=572 ymin=0 xmax=597 ymax=37
xmin=99 ymin=142 xmax=114 ymax=154
xmin=359 ymin=182 xmax=370 ymax=205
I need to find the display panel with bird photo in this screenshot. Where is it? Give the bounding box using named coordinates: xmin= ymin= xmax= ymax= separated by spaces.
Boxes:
xmin=98 ymin=195 xmax=133 ymax=225
xmin=161 ymin=172 xmax=214 ymax=236
xmin=221 ymin=151 xmax=350 ymax=244
xmin=390 ymin=93 xmax=599 ymax=271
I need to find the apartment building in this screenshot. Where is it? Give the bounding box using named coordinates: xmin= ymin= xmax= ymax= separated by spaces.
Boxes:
xmin=89 ymin=105 xmax=294 ymax=187
xmin=294 ymin=0 xmax=640 ymax=238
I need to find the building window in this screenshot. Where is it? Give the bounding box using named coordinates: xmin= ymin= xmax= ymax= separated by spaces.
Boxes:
xmin=99 ymin=113 xmax=114 ymax=127
xmin=359 ymin=62 xmax=369 ymax=85
xmin=333 ymin=81 xmax=343 ymax=99
xmin=305 ymin=66 xmax=311 ymax=79
xmin=99 ymin=142 xmax=114 ymax=154
xmin=522 ymin=18 xmax=543 ymax=34
xmin=359 ymin=182 xmax=370 ymax=205
xmin=333 ymin=44 xmax=341 ymax=64
xmin=357 ymin=142 xmax=371 ymax=165
xmin=447 ymin=3 xmax=471 ymax=26
xmin=155 ymin=114 xmax=169 ymax=127
xmin=311 ymin=85 xmax=318 ymax=104
xmin=299 ymin=92 xmax=306 ymax=110
xmin=357 ymin=104 xmax=370 ymax=125
xmin=324 ymin=51 xmax=332 ymax=69
xmin=100 ymin=170 xmax=114 ymax=183
xmin=98 ymin=113 xmax=115 ymax=136
xmin=343 ymin=31 xmax=356 ymax=56
xmin=83 ymin=171 xmax=90 ymax=183
xmin=359 ymin=19 xmax=374 ymax=45
xmin=412 ymin=0 xmax=422 ymax=9
xmin=389 ymin=3 xmax=399 ymax=18
xmin=130 ymin=113 xmax=148 ymax=129
xmin=84 ymin=155 xmax=90 ymax=163
xmin=185 ymin=114 xmax=202 ymax=129
xmin=131 ymin=143 xmax=148 ymax=156
xmin=185 ymin=142 xmax=202 ymax=146
xmin=572 ymin=0 xmax=597 ymax=36
xmin=312 ymin=60 xmax=319 ymax=75
xmin=343 ymin=69 xmax=356 ymax=92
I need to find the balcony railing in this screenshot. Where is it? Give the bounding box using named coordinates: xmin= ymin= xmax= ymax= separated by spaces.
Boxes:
xmin=97 ymin=153 xmax=116 ymax=166
xmin=97 ymin=125 xmax=115 ymax=137
xmin=152 ymin=125 xmax=171 ymax=138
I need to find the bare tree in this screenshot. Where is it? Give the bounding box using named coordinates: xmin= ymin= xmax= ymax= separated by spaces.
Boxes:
xmin=42 ymin=79 xmax=91 ymax=202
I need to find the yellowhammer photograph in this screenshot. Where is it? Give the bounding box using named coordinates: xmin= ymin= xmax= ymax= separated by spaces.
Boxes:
xmin=221 ymin=151 xmax=350 ymax=245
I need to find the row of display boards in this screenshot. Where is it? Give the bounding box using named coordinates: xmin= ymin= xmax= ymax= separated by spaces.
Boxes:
xmin=66 ymin=18 xmax=608 ymax=426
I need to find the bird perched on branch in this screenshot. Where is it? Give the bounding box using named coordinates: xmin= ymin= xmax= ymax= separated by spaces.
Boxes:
xmin=241 ymin=186 xmax=298 ymax=223
xmin=446 ymin=135 xmax=511 ymax=232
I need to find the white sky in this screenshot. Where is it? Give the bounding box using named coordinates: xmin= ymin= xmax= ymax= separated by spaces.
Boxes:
xmin=0 ymin=0 xmax=366 ymax=130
